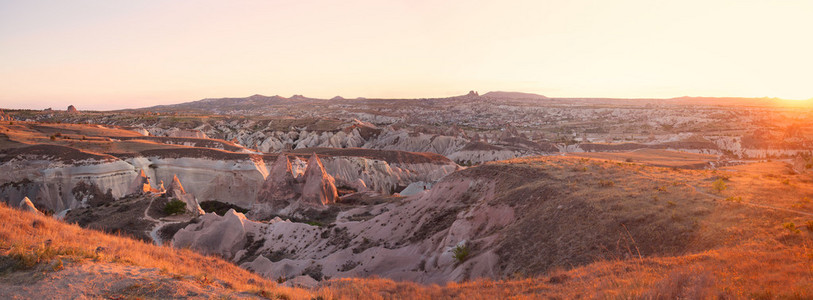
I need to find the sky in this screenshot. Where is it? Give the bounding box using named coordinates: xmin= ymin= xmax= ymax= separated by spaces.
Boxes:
xmin=1 ymin=0 xmax=812 ymax=110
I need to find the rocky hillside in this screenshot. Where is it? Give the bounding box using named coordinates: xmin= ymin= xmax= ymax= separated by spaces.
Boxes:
xmin=168 ymin=155 xmax=813 ymax=292
xmin=0 ymin=122 xmax=457 ymax=214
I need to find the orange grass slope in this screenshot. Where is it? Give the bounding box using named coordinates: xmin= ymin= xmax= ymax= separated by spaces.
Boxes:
xmin=0 ymin=203 xmax=315 ymax=299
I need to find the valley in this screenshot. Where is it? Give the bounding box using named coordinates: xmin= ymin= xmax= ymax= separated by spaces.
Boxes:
xmin=1 ymin=94 xmax=812 ymax=298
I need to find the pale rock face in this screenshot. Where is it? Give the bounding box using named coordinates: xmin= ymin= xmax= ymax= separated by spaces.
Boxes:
xmin=132 ymin=127 xmax=150 ymax=136
xmin=132 ymin=170 xmax=152 ymax=194
xmin=172 ymin=209 xmax=252 ymax=259
xmin=300 ymin=154 xmax=338 ymax=206
xmin=319 ymin=156 xmax=457 ymax=195
xmin=0 ymin=158 xmax=139 ymax=212
xmin=179 ymin=173 xmax=513 ymax=284
xmin=255 ymin=155 xmax=299 ymax=210
xmin=399 ymin=181 xmax=432 ymax=196
xmin=167 ymin=174 xmax=186 ymax=195
xmin=349 ymin=178 xmax=369 ymax=192
xmin=250 ymin=154 xmax=339 ymax=219
xmin=167 ymin=174 xmax=204 ymax=216
xmin=1 ymin=148 xmax=454 ymax=214
xmin=19 ymin=197 xmax=41 ymax=214
xmin=130 ymin=156 xmax=267 ymax=208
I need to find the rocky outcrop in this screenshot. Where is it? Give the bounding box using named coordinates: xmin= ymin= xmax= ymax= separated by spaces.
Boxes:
xmin=251 ymin=154 xmax=338 ymax=218
xmin=67 ymin=105 xmax=78 ymax=113
xmin=18 ymin=197 xmax=41 ymax=214
xmin=132 ymin=170 xmax=153 ymax=194
xmin=166 ymin=174 xmax=204 ymax=216
xmin=173 ymin=165 xmax=508 ymax=284
xmin=0 ymin=149 xmax=139 ymax=213
xmin=173 ymin=209 xmax=254 ymax=259
xmin=255 ymin=155 xmax=299 ymax=210
xmin=300 ymin=154 xmax=338 ymax=206
xmin=0 ymin=109 xmax=12 ymax=121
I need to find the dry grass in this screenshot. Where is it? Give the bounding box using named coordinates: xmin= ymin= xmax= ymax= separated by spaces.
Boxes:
xmin=0 ymin=203 xmax=313 ymax=299
xmin=568 ymin=148 xmax=717 ymax=169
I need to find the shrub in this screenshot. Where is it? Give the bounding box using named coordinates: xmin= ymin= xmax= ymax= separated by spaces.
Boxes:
xmin=725 ymin=196 xmax=743 ymax=203
xmin=452 ymin=244 xmax=470 ymax=264
xmin=713 ymin=178 xmax=727 ymax=193
xmin=598 ymin=180 xmax=614 ymax=187
xmin=164 ymin=199 xmax=186 ymax=215
xmin=783 ymin=222 xmax=801 ymax=234
xmin=806 ymin=220 xmax=813 ymax=231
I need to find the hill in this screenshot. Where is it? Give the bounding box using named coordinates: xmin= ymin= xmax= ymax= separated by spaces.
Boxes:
xmin=3 ymin=156 xmax=813 ymax=298
xmin=481 ymin=91 xmax=548 ymax=100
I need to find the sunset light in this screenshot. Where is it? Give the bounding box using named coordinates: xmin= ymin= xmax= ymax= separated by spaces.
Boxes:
xmin=1 ymin=1 xmax=812 ymax=299
xmin=2 ymin=0 xmax=812 ymax=109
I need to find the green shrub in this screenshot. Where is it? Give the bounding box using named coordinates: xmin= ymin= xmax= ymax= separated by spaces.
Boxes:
xmin=452 ymin=244 xmax=469 ymax=264
xmin=164 ymin=199 xmax=186 ymax=215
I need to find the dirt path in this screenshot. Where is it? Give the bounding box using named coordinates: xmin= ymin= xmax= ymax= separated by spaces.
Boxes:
xmin=143 ymin=197 xmax=181 ymax=246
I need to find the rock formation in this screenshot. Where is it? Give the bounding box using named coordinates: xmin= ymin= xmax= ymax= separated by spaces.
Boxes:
xmin=0 ymin=109 xmax=12 ymax=121
xmin=173 ymin=209 xmax=250 ymax=259
xmin=255 ymin=154 xmax=299 ymax=210
xmin=251 ymin=153 xmax=338 ymax=218
xmin=132 ymin=170 xmax=153 ymax=194
xmin=300 ymin=154 xmax=338 ymax=206
xmin=167 ymin=174 xmax=204 ymax=216
xmin=67 ymin=105 xmax=78 ymax=113
xmin=18 ymin=197 xmax=41 ymax=214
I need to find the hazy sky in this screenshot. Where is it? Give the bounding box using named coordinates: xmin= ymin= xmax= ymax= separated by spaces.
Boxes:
xmin=1 ymin=0 xmax=812 ymax=110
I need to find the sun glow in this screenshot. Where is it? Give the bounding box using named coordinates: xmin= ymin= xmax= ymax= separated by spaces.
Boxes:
xmin=1 ymin=0 xmax=812 ymax=109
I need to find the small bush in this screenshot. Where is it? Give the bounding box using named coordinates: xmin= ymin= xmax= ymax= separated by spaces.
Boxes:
xmin=452 ymin=244 xmax=470 ymax=264
xmin=805 ymin=220 xmax=813 ymax=231
xmin=598 ymin=180 xmax=614 ymax=187
xmin=783 ymin=222 xmax=801 ymax=234
xmin=713 ymin=178 xmax=727 ymax=193
xmin=164 ymin=199 xmax=186 ymax=215
xmin=725 ymin=196 xmax=743 ymax=203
